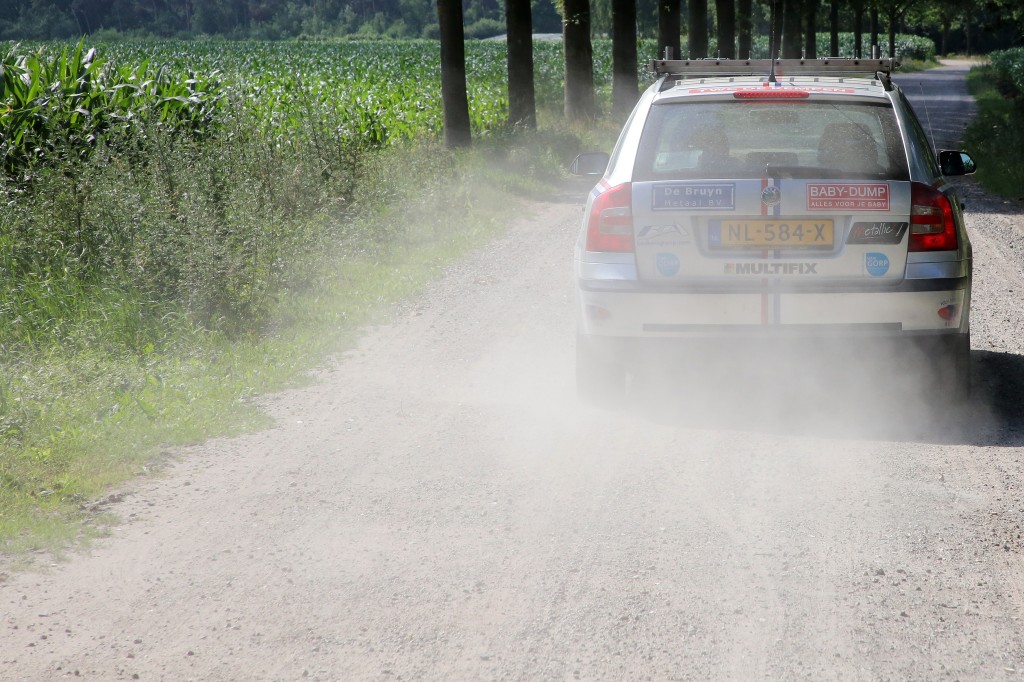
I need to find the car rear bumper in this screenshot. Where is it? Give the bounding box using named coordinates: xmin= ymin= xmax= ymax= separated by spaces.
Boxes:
xmin=577 ymin=328 xmax=969 ymax=385
xmin=577 ymin=277 xmax=970 ymax=338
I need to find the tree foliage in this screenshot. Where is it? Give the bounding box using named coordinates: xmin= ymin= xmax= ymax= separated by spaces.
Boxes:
xmin=0 ymin=0 xmax=564 ymax=40
xmin=2 ymin=0 xmax=1020 ymax=54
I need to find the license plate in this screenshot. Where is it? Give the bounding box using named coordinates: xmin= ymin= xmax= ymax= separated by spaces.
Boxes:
xmin=709 ymin=219 xmax=834 ymax=249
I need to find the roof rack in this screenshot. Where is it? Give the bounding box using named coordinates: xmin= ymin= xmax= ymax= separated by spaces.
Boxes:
xmin=650 ymin=57 xmax=898 ymax=84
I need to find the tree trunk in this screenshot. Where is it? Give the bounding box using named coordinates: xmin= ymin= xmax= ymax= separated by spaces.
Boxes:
xmin=505 ymin=0 xmax=536 ymax=128
xmin=563 ymin=0 xmax=596 ymax=121
xmin=805 ymin=0 xmax=817 ymax=59
xmin=853 ymin=0 xmax=864 ymax=58
xmin=737 ymin=0 xmax=752 ymax=59
xmin=612 ymin=0 xmax=639 ymax=117
xmin=941 ymin=17 xmax=950 ymax=56
xmin=782 ymin=0 xmax=803 ymax=58
xmin=658 ymin=0 xmax=681 ymax=59
xmin=870 ymin=2 xmax=879 ymax=57
xmin=887 ymin=7 xmax=897 ymax=59
xmin=963 ymin=11 xmax=971 ymax=55
xmin=716 ymin=0 xmax=736 ymax=58
xmin=688 ymin=0 xmax=709 ymax=58
xmin=437 ymin=0 xmax=471 ymax=147
xmin=830 ymin=0 xmax=839 ymax=56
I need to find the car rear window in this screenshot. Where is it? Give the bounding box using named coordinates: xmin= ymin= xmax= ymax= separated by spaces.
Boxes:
xmin=633 ymin=100 xmax=909 ymax=182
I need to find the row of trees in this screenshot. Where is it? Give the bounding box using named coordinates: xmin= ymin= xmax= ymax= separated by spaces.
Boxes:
xmin=2 ymin=0 xmax=1019 ymax=52
xmin=435 ymin=0 xmax=1019 ymax=148
xmin=4 ymin=0 xmax=1021 ymax=151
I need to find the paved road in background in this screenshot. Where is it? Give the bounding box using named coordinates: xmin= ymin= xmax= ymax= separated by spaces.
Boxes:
xmin=895 ymin=59 xmax=980 ymax=150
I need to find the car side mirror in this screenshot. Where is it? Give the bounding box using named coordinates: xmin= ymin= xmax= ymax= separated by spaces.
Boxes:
xmin=570 ymin=152 xmax=610 ymax=176
xmin=939 ymin=150 xmax=977 ymax=176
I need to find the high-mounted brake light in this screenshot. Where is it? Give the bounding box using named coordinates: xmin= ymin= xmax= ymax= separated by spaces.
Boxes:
xmin=585 ymin=181 xmax=634 ymax=253
xmin=733 ymin=90 xmax=810 ymax=99
xmin=909 ymin=182 xmax=957 ymax=252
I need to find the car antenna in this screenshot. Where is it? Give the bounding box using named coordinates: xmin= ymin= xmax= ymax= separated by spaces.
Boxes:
xmin=768 ymin=0 xmax=778 ymax=83
xmin=919 ymin=82 xmax=938 ymax=156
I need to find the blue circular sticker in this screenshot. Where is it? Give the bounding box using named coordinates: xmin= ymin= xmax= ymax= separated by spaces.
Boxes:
xmin=656 ymin=252 xmax=680 ymax=277
xmin=865 ymin=252 xmax=890 ymax=277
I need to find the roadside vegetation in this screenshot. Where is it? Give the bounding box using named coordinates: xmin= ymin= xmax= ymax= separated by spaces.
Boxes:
xmin=1 ymin=34 xmax=939 ymax=557
xmin=0 ymin=38 xmax=614 ymax=556
xmin=964 ymin=48 xmax=1024 ymax=200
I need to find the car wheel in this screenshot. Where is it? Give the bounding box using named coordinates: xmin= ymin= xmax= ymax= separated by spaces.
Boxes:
xmin=576 ymin=334 xmax=627 ymax=406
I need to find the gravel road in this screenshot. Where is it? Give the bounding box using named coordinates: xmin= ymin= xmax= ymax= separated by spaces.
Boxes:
xmin=3 ymin=60 xmax=1024 ymax=682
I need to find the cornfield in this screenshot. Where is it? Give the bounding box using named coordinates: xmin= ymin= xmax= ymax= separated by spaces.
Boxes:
xmin=1 ymin=38 xmax=571 ymax=180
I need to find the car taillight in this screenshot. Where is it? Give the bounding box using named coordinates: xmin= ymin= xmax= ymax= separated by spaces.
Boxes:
xmin=586 ymin=181 xmax=634 ymax=253
xmin=909 ymin=182 xmax=957 ymax=252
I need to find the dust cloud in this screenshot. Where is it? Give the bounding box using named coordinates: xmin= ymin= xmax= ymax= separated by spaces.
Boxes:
xmin=614 ymin=338 xmax=995 ymax=445
xmin=4 ymin=191 xmax=1024 ymax=681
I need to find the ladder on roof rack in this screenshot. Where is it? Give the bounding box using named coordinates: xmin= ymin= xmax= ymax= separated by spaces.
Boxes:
xmin=649 ymin=58 xmax=898 ymax=80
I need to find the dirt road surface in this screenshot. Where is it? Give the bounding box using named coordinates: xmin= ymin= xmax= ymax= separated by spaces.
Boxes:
xmin=4 ymin=61 xmax=1024 ymax=681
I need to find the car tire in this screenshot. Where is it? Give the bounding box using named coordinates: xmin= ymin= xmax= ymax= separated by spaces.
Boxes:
xmin=576 ymin=334 xmax=627 ymax=406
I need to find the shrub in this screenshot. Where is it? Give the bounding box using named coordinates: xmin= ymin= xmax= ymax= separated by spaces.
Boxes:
xmin=464 ymin=18 xmax=505 ymax=40
xmin=989 ymin=47 xmax=1024 ymax=96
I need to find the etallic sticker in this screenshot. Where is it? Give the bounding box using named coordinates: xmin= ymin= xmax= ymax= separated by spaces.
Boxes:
xmin=847 ymin=221 xmax=908 ymax=244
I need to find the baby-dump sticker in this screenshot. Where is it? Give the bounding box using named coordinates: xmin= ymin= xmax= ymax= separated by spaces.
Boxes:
xmin=806 ymin=183 xmax=890 ymax=211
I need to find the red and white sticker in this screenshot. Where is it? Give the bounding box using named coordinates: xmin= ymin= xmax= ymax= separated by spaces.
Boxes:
xmin=806 ymin=183 xmax=889 ymax=211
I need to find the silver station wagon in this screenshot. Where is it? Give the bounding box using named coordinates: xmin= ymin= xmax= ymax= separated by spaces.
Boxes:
xmin=572 ymin=58 xmax=976 ymax=404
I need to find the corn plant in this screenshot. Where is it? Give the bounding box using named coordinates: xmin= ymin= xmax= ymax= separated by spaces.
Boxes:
xmin=1 ymin=40 xmax=224 ymax=181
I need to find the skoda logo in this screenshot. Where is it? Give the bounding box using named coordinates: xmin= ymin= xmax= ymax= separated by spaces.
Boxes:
xmin=761 ymin=186 xmax=782 ymax=206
